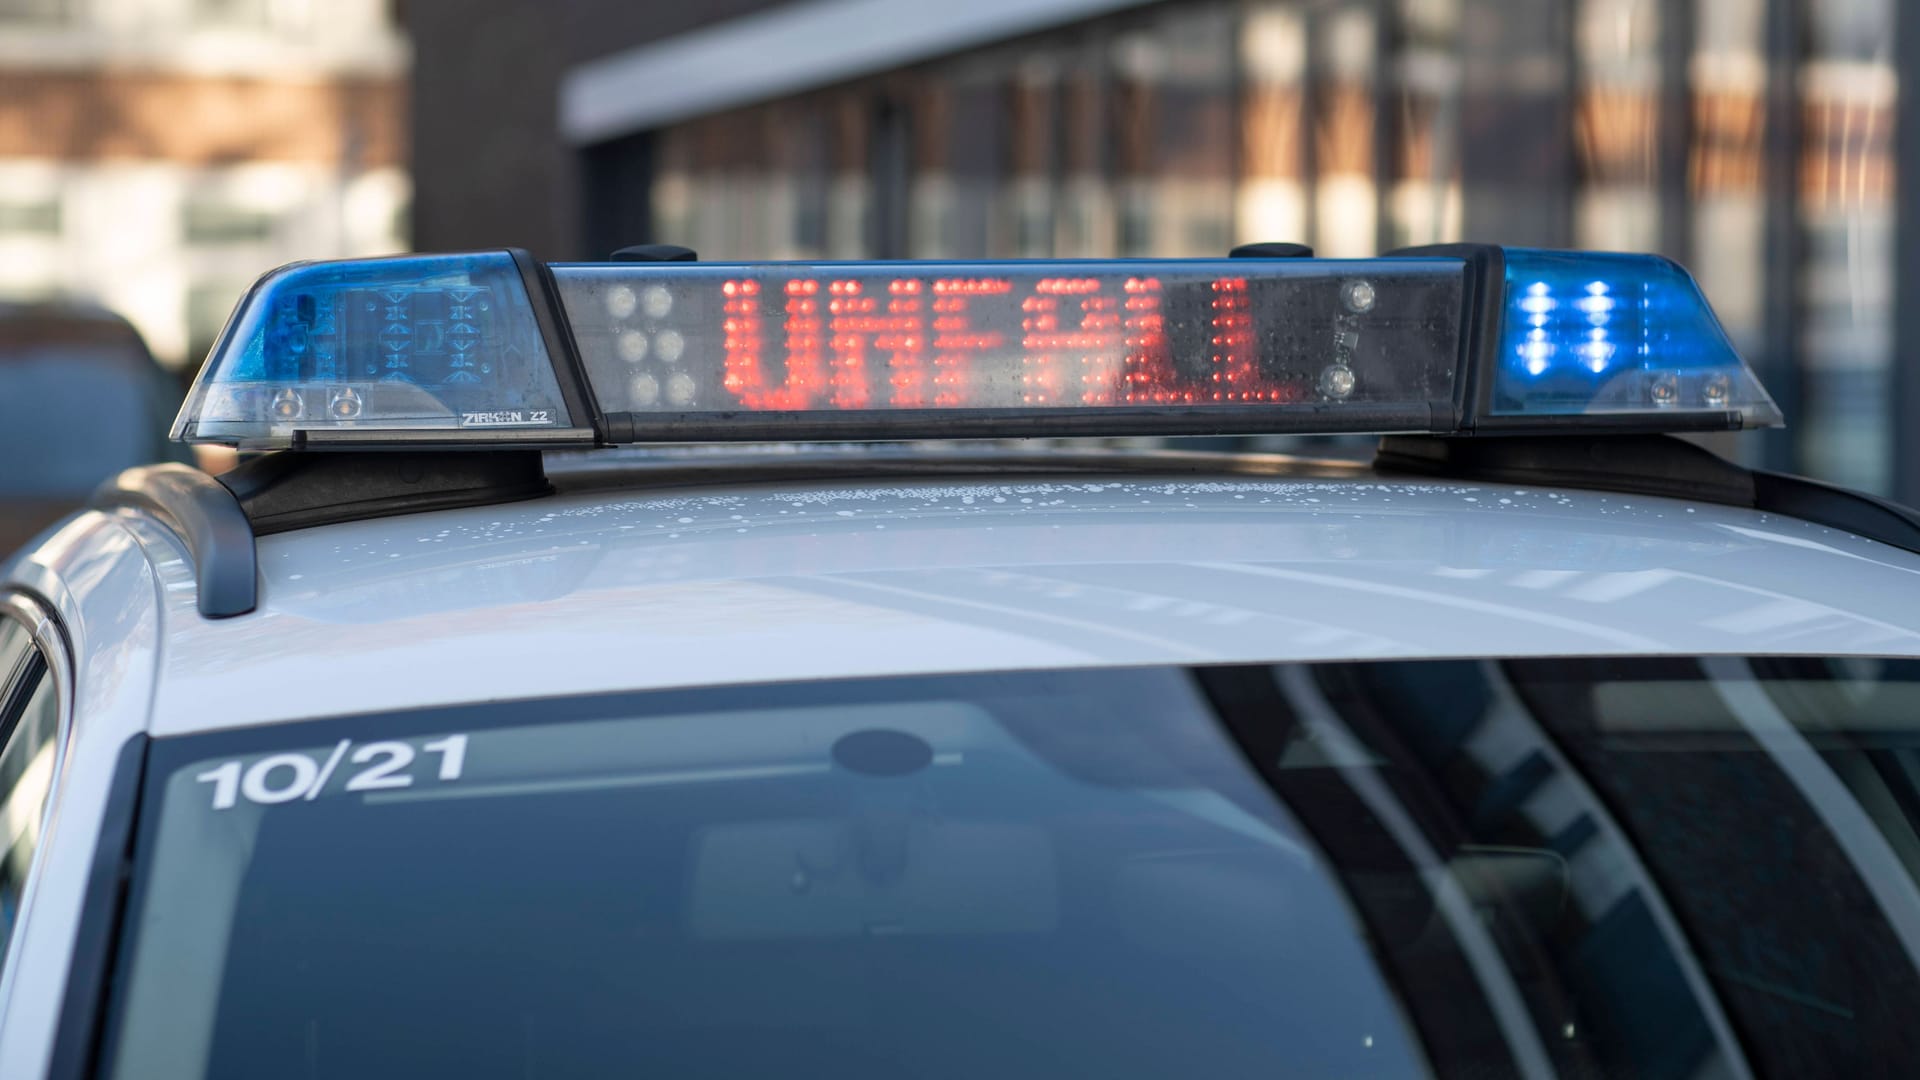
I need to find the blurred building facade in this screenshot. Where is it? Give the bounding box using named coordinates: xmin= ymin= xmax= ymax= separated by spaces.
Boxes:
xmin=406 ymin=0 xmax=1912 ymax=499
xmin=0 ymin=0 xmax=410 ymax=369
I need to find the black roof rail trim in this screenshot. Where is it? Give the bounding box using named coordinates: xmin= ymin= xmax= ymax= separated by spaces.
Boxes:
xmin=546 ymin=446 xmax=1374 ymax=496
xmin=1375 ymin=434 xmax=1920 ymax=558
xmin=1751 ymin=469 xmax=1920 ymax=554
xmin=218 ymin=450 xmax=552 ymax=536
xmin=45 ymin=732 xmax=147 ymax=1080
xmin=90 ymin=464 xmax=257 ymax=618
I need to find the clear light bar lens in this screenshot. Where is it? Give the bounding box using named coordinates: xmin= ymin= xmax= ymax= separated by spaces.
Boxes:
xmin=172 ymin=252 xmax=573 ymax=446
xmin=553 ymin=260 xmax=1466 ymax=416
xmin=1491 ymin=248 xmax=1781 ymax=424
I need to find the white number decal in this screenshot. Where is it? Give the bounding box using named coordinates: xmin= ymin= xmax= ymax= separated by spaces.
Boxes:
xmin=345 ymin=741 xmax=416 ymax=791
xmin=196 ymin=734 xmax=472 ymax=810
xmin=195 ymin=761 xmax=241 ymax=810
xmin=241 ymin=753 xmax=319 ymax=805
xmin=422 ymin=734 xmax=468 ymax=781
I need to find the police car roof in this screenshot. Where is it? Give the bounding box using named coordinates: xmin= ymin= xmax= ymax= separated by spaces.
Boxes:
xmin=27 ymin=243 xmax=1919 ymax=738
xmin=63 ymin=458 xmax=1915 ymax=737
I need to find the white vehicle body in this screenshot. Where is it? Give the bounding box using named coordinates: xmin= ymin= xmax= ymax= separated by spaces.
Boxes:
xmin=0 ymin=240 xmax=1909 ymax=1078
xmin=4 ymin=455 xmax=1920 ymax=1077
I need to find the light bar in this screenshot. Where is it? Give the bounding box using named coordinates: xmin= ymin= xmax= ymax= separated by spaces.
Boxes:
xmin=1489 ymin=249 xmax=1777 ymax=422
xmin=554 ymin=259 xmax=1462 ymax=438
xmin=171 ymin=245 xmax=1783 ymax=449
xmin=172 ymin=252 xmax=592 ymax=448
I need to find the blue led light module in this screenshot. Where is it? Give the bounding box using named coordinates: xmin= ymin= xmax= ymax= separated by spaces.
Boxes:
xmin=173 ymin=252 xmax=580 ymax=447
xmin=1489 ymin=248 xmax=1780 ymax=426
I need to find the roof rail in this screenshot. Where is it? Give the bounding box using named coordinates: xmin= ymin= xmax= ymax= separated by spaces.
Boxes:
xmin=217 ymin=450 xmax=550 ymax=536
xmin=91 ymin=464 xmax=257 ymax=618
xmin=1375 ymin=434 xmax=1920 ymax=559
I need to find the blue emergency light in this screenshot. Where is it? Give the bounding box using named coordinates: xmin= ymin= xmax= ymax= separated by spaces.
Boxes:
xmin=171 ymin=245 xmax=1781 ymax=449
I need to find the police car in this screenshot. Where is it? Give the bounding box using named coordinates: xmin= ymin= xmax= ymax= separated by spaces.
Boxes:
xmin=2 ymin=243 xmax=1917 ymax=1079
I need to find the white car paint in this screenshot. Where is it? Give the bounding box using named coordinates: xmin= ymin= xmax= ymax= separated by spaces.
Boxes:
xmin=111 ymin=471 xmax=1920 ymax=736
xmin=5 ymin=461 xmax=1920 ymax=1079
xmin=0 ymin=512 xmax=161 ymax=1080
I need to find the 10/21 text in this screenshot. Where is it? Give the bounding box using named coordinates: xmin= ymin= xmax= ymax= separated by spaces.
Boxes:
xmin=194 ymin=734 xmax=469 ymax=810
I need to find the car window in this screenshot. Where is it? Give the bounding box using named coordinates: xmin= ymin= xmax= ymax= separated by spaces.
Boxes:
xmin=92 ymin=659 xmax=1920 ymax=1078
xmin=1213 ymin=656 xmax=1920 ymax=1077
xmin=102 ymin=670 xmax=1427 ymax=1080
xmin=0 ymin=618 xmax=56 ymax=973
xmin=0 ymin=620 xmax=32 ymax=695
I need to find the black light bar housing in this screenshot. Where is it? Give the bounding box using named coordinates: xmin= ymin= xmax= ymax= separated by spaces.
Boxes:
xmin=171 ymin=244 xmax=1781 ymax=452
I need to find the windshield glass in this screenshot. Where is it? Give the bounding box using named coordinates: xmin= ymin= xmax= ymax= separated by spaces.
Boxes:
xmin=96 ymin=659 xmax=1920 ymax=1077
xmin=102 ymin=669 xmax=1424 ymax=1079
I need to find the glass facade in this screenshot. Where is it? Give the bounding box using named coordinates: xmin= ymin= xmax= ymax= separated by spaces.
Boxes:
xmin=624 ymin=0 xmax=1900 ymax=493
xmin=1798 ymin=0 xmax=1895 ymax=491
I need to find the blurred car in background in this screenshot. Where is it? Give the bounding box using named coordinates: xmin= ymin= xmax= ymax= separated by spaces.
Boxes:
xmin=0 ymin=303 xmax=186 ymax=554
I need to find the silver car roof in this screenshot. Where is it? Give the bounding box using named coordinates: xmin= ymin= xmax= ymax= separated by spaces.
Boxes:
xmin=13 ymin=468 xmax=1902 ymax=737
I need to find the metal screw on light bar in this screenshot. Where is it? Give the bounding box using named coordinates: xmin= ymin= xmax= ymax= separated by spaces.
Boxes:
xmin=1341 ymin=280 xmax=1376 ymax=313
xmin=1319 ymin=364 xmax=1356 ymax=400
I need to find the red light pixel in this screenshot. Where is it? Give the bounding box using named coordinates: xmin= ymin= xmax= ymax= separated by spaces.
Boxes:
xmin=1120 ymin=277 xmax=1186 ymax=403
xmin=1022 ymin=277 xmax=1121 ymax=405
xmin=1021 ymin=282 xmax=1061 ymax=404
xmin=722 ymin=278 xmax=827 ymax=409
xmin=932 ymin=278 xmax=1014 ymax=296
xmin=884 ymin=278 xmax=928 ymax=406
xmin=709 ymin=271 xmax=1298 ymax=412
xmin=1075 ymin=289 xmax=1122 ymax=405
xmin=720 ymin=278 xmax=766 ymax=406
xmin=930 ymin=278 xmax=1011 ymax=405
xmin=1208 ymin=277 xmax=1296 ymax=403
xmin=827 ymin=279 xmax=871 ymax=408
xmin=1210 ymin=277 xmax=1252 ymax=402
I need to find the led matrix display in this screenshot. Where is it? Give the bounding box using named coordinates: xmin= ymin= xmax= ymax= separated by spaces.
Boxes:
xmin=555 ymin=260 xmax=1466 ymax=419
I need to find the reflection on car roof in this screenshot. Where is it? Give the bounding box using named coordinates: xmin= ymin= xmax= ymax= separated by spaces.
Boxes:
xmin=131 ymin=471 xmax=1920 ymax=736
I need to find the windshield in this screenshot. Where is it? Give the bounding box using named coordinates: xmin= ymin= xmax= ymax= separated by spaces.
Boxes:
xmin=95 ymin=659 xmax=1920 ymax=1078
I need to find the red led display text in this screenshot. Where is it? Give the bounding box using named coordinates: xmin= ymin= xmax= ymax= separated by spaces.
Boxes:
xmin=719 ymin=274 xmax=1298 ymax=410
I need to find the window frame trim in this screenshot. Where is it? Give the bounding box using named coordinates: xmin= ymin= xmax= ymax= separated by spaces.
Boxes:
xmin=0 ymin=590 xmax=75 ymax=1014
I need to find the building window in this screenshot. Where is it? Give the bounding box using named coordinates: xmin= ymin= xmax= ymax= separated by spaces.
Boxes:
xmin=0 ymin=198 xmax=59 ymax=236
xmin=194 ymin=0 xmax=273 ymax=26
xmin=1796 ymin=0 xmax=1897 ymax=494
xmin=1574 ymin=0 xmax=1664 ymax=252
xmin=182 ymin=201 xmax=277 ymax=245
xmin=0 ymin=0 xmax=72 ymax=23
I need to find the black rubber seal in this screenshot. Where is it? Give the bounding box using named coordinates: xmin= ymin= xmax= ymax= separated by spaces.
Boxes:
xmin=1376 ymin=433 xmax=1757 ymax=505
xmin=1377 ymin=432 xmax=1920 ymax=558
xmin=600 ymin=402 xmax=1444 ymax=444
xmin=611 ymin=244 xmax=697 ymax=262
xmin=45 ymin=734 xmax=149 ymax=1080
xmin=218 ymin=450 xmax=552 ymax=535
xmin=1752 ymin=469 xmax=1920 ymax=555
